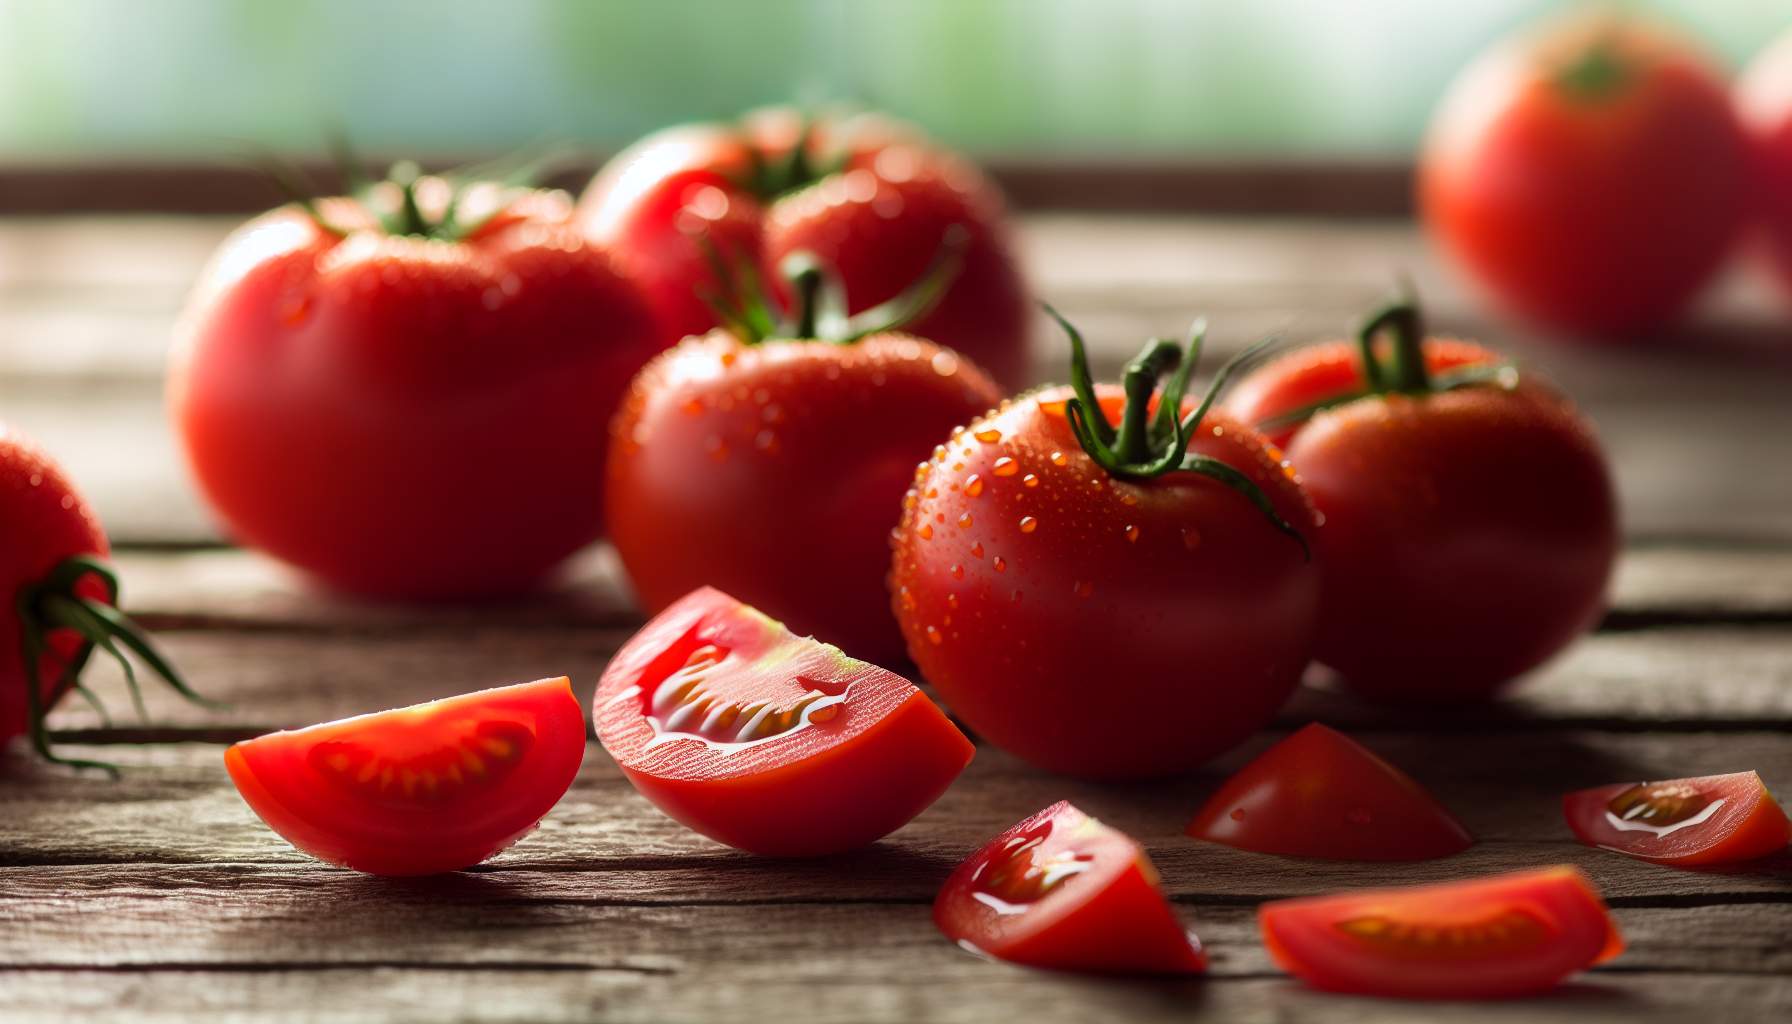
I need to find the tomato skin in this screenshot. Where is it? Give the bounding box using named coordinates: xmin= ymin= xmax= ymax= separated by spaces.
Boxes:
xmin=890 ymin=389 xmax=1319 ymax=780
xmin=1564 ymin=771 xmax=1792 ymax=867
xmin=593 ymin=587 xmax=973 ymax=857
xmin=1419 ymin=16 xmax=1750 ymax=338
xmin=170 ymin=190 xmax=663 ymax=599
xmin=1739 ymin=31 xmax=1792 ymax=300
xmin=1187 ymin=723 xmax=1472 ymax=861
xmin=224 ymin=677 xmax=586 ymax=876
xmin=935 ymin=801 xmax=1205 ymax=975
xmin=1260 ymin=866 xmax=1624 ymax=999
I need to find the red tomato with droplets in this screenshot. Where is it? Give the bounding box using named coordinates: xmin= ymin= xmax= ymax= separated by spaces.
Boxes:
xmin=1187 ymin=723 xmax=1471 ymax=861
xmin=935 ymin=801 xmax=1205 ymax=975
xmin=593 ymin=587 xmax=972 ymax=857
xmin=225 ymin=677 xmax=586 ymax=876
xmin=577 ymin=108 xmax=1032 ymax=388
xmin=1420 ymin=14 xmax=1749 ymax=338
xmin=1260 ymin=866 xmax=1624 ymax=999
xmin=172 ymin=176 xmax=663 ymax=599
xmin=1564 ymin=771 xmax=1791 ymax=867
xmin=1739 ymin=31 xmax=1792 ymax=301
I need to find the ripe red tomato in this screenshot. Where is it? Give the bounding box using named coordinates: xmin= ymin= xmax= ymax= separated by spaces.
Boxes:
xmin=1420 ymin=14 xmax=1750 ymax=338
xmin=171 ymin=170 xmax=663 ymax=599
xmin=1222 ymin=300 xmax=1617 ymax=702
xmin=1564 ymin=770 xmax=1791 ymax=867
xmin=1 ymin=424 xmax=206 ymax=773
xmin=225 ymin=676 xmax=585 ymax=876
xmin=935 ymin=801 xmax=1205 ymax=975
xmin=1260 ymin=866 xmax=1624 ymax=999
xmin=1739 ymin=31 xmax=1792 ymax=300
xmin=606 ymin=259 xmax=1003 ymax=662
xmin=577 ymin=107 xmax=1032 ymax=388
xmin=1187 ymin=723 xmax=1472 ymax=861
xmin=593 ymin=587 xmax=973 ymax=856
xmin=890 ymin=315 xmax=1319 ymax=779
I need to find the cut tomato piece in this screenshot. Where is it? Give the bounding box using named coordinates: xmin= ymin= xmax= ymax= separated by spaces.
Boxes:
xmin=225 ymin=677 xmax=585 ymax=876
xmin=1260 ymin=866 xmax=1623 ymax=999
xmin=935 ymin=801 xmax=1206 ymax=975
xmin=1564 ymin=771 xmax=1791 ymax=866
xmin=1186 ymin=723 xmax=1472 ymax=861
xmin=593 ymin=587 xmax=972 ymax=856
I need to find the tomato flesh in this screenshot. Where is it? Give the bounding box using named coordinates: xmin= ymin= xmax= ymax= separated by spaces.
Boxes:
xmin=225 ymin=677 xmax=586 ymax=876
xmin=1564 ymin=771 xmax=1791 ymax=866
xmin=593 ymin=587 xmax=972 ymax=856
xmin=1187 ymin=723 xmax=1472 ymax=861
xmin=1260 ymin=866 xmax=1623 ymax=999
xmin=935 ymin=801 xmax=1205 ymax=975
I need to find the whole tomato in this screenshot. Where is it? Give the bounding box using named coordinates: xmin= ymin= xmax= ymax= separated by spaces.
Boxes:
xmin=1420 ymin=14 xmax=1750 ymax=338
xmin=577 ymin=107 xmax=1032 ymax=389
xmin=606 ymin=251 xmax=1004 ymax=664
xmin=1222 ymin=299 xmax=1617 ymax=702
xmin=1739 ymin=30 xmax=1792 ymax=300
xmin=171 ymin=168 xmax=663 ymax=599
xmin=889 ymin=313 xmax=1319 ymax=780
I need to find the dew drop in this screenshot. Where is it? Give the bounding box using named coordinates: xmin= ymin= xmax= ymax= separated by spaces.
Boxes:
xmin=27 ymin=472 xmax=42 ymax=487
xmin=926 ymin=625 xmax=943 ymax=646
xmin=974 ymin=428 xmax=1002 ymax=444
xmin=680 ymin=397 xmax=705 ymax=416
xmin=957 ymin=512 xmax=973 ymax=528
xmin=992 ymin=556 xmax=1006 ymax=573
xmin=950 ymin=564 xmax=965 ymax=580
xmin=1124 ymin=525 xmax=1140 ymax=543
xmin=1181 ymin=526 xmax=1202 ymax=551
xmin=918 ymin=523 xmax=934 ymax=540
xmin=898 ymin=586 xmax=917 ymax=611
xmin=964 ymin=474 xmax=984 ymax=497
xmin=1022 ymin=473 xmax=1039 ymax=488
xmin=970 ymin=542 xmax=984 ymax=558
xmin=931 ymin=351 xmax=959 ymax=377
xmin=59 ymin=495 xmax=74 ymax=510
xmin=1049 ymin=451 xmax=1068 ymax=467
xmin=991 ymin=457 xmax=1018 ymax=477
xmin=932 ymin=444 xmax=948 ymax=463
xmin=1018 ymin=516 xmax=1038 ymax=534
xmin=946 ymin=593 xmax=959 ymax=610
xmin=719 ymin=350 xmax=738 ymax=368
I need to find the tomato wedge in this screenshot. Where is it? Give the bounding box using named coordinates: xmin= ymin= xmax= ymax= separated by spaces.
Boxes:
xmin=225 ymin=677 xmax=585 ymax=876
xmin=935 ymin=801 xmax=1206 ymax=975
xmin=1260 ymin=866 xmax=1623 ymax=999
xmin=593 ymin=587 xmax=972 ymax=856
xmin=1186 ymin=723 xmax=1472 ymax=861
xmin=1564 ymin=771 xmax=1791 ymax=866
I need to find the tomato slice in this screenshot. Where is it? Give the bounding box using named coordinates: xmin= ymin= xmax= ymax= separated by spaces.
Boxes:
xmin=934 ymin=801 xmax=1206 ymax=975
xmin=224 ymin=677 xmax=586 ymax=876
xmin=1564 ymin=771 xmax=1791 ymax=866
xmin=1186 ymin=723 xmax=1472 ymax=861
xmin=593 ymin=587 xmax=972 ymax=856
xmin=1260 ymin=866 xmax=1623 ymax=999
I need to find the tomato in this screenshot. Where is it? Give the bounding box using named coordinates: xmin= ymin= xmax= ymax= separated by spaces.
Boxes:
xmin=1187 ymin=723 xmax=1471 ymax=861
xmin=225 ymin=676 xmax=585 ymax=876
xmin=593 ymin=587 xmax=972 ymax=856
xmin=606 ymin=255 xmax=1003 ymax=662
xmin=1564 ymin=771 xmax=1791 ymax=867
xmin=171 ymin=167 xmax=663 ymax=599
xmin=1739 ymin=30 xmax=1792 ymax=301
xmin=935 ymin=801 xmax=1205 ymax=975
xmin=577 ymin=107 xmax=1032 ymax=388
xmin=891 ymin=313 xmax=1319 ymax=779
xmin=1222 ymin=299 xmax=1617 ymax=702
xmin=1 ymin=424 xmax=207 ymax=773
xmin=1260 ymin=866 xmax=1624 ymax=999
xmin=1420 ymin=13 xmax=1750 ymax=338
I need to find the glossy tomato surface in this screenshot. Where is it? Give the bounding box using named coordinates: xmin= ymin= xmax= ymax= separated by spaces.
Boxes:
xmin=578 ymin=108 xmax=1032 ymax=388
xmin=935 ymin=801 xmax=1205 ymax=975
xmin=171 ymin=187 xmax=663 ymax=599
xmin=1564 ymin=771 xmax=1791 ymax=866
xmin=607 ymin=331 xmax=1002 ymax=662
xmin=1187 ymin=723 xmax=1472 ymax=861
xmin=1420 ymin=15 xmax=1749 ymax=338
xmin=593 ymin=587 xmax=972 ymax=856
xmin=225 ymin=677 xmax=586 ymax=876
xmin=890 ymin=389 xmax=1319 ymax=780
xmin=1739 ymin=30 xmax=1792 ymax=300
xmin=1260 ymin=866 xmax=1624 ymax=999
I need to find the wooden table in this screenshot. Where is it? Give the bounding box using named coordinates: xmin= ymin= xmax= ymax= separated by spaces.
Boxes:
xmin=2 ymin=214 xmax=1790 ymax=1023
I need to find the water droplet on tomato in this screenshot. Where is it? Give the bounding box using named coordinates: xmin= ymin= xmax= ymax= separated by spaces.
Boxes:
xmin=931 ymin=351 xmax=959 ymax=377
xmin=925 ymin=625 xmax=943 ymax=645
xmin=898 ymin=586 xmax=917 ymax=611
xmin=1124 ymin=525 xmax=1140 ymax=543
xmin=1018 ymin=516 xmax=1038 ymax=533
xmin=975 ymin=428 xmax=1002 ymax=444
xmin=950 ymin=564 xmax=965 ymax=580
xmin=1049 ymin=451 xmax=1068 ymax=467
xmin=970 ymin=542 xmax=984 ymax=558
xmin=965 ymin=475 xmax=984 ymax=497
xmin=917 ymin=523 xmax=933 ymax=540
xmin=27 ymin=472 xmax=42 ymax=487
xmin=992 ymin=457 xmax=1018 ymax=477
xmin=1181 ymin=527 xmax=1202 ymax=551
xmin=957 ymin=512 xmax=973 ymax=528
xmin=1022 ymin=473 xmax=1039 ymax=488
xmin=992 ymin=556 xmax=1006 ymax=573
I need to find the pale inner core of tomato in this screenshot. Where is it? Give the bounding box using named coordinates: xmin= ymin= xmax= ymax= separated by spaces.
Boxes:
xmin=969 ymin=820 xmax=1097 ymax=916
xmin=1604 ymin=782 xmax=1726 ymax=838
xmin=644 ymin=643 xmax=849 ymax=748
xmin=1333 ymin=907 xmax=1548 ymax=959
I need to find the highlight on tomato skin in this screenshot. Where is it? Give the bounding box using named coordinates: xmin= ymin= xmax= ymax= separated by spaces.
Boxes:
xmin=1186 ymin=723 xmax=1473 ymax=862
xmin=934 ymin=801 xmax=1206 ymax=976
xmin=1563 ymin=771 xmax=1792 ymax=867
xmin=593 ymin=587 xmax=973 ymax=857
xmin=1259 ymin=866 xmax=1623 ymax=1000
xmin=224 ymin=677 xmax=587 ymax=877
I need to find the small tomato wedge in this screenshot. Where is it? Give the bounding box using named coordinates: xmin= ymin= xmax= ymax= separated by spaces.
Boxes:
xmin=935 ymin=801 xmax=1206 ymax=975
xmin=1260 ymin=866 xmax=1623 ymax=999
xmin=593 ymin=587 xmax=972 ymax=856
xmin=225 ymin=677 xmax=586 ymax=876
xmin=1564 ymin=771 xmax=1791 ymax=867
xmin=1187 ymin=723 xmax=1472 ymax=861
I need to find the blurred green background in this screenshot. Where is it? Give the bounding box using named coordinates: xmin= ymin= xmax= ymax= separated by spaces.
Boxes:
xmin=0 ymin=0 xmax=1781 ymax=161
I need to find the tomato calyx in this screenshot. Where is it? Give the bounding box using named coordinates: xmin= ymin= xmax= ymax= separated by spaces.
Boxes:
xmin=14 ymin=555 xmax=216 ymax=775
xmin=733 ymin=114 xmax=852 ymax=201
